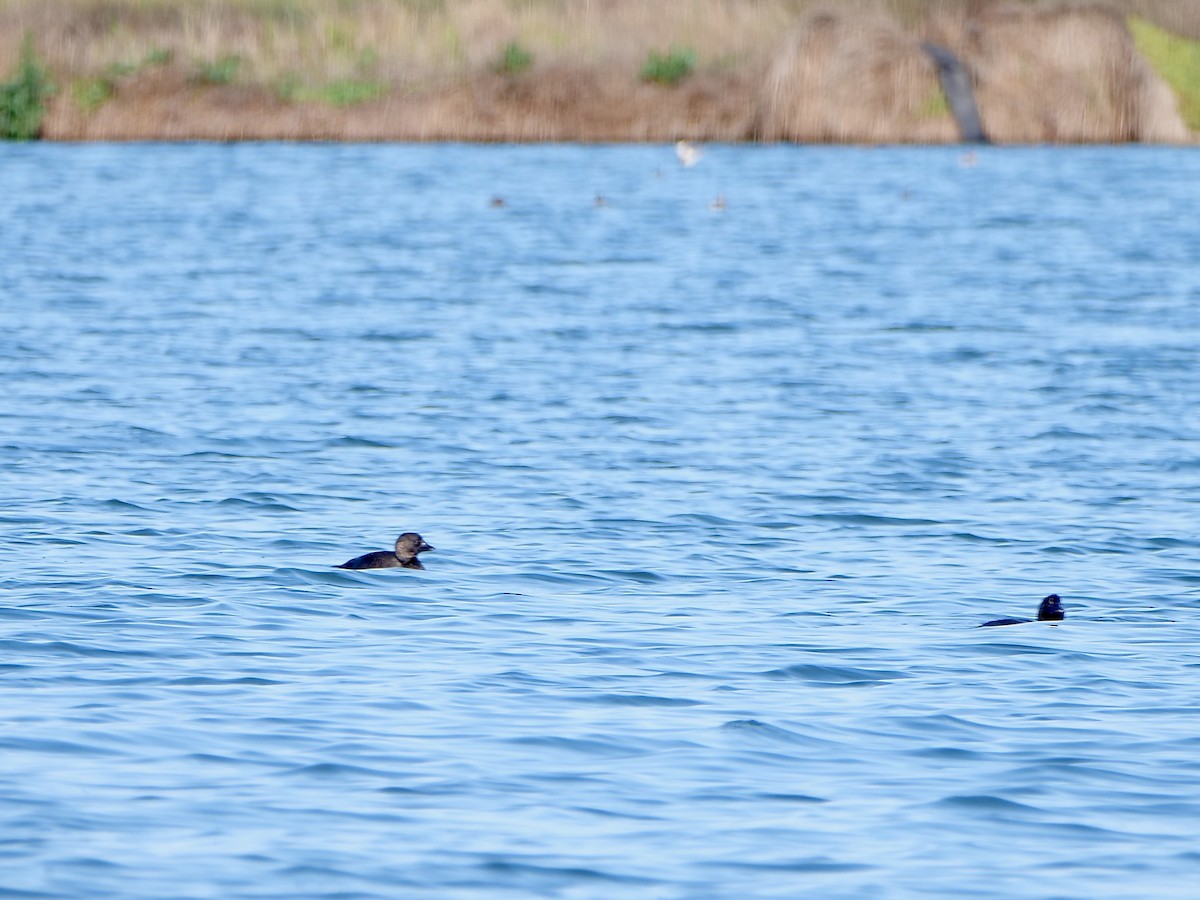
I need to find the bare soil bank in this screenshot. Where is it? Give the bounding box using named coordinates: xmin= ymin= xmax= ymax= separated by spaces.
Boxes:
xmin=2 ymin=0 xmax=1196 ymax=143
xmin=41 ymin=66 xmax=762 ymax=143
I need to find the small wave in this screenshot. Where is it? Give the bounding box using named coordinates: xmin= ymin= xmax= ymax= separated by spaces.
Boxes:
xmin=481 ymin=571 xmax=613 ymax=587
xmin=479 ymin=859 xmax=659 ymax=886
xmin=968 ymin=642 xmax=1070 ymax=657
xmin=508 ymin=736 xmax=636 ymax=758
xmin=325 ymin=436 xmax=399 ymax=448
xmin=280 ymin=762 xmax=396 ymax=780
xmin=763 ymin=664 xmax=906 ymax=685
xmin=1 ymin=736 xmax=123 ymax=756
xmin=661 ymin=321 xmax=741 ymax=334
xmin=950 ymin=531 xmax=1017 ymax=545
xmin=1038 ymin=544 xmax=1089 ymax=556
xmin=1032 ymin=426 xmax=1098 ymax=440
xmin=0 ymin=639 xmax=156 ymax=659
xmin=594 ymin=569 xmax=665 ymax=583
xmin=378 ymin=782 xmax=463 ymax=797
xmin=807 ymin=513 xmax=941 ymax=527
xmin=699 ymin=858 xmax=871 ymax=873
xmin=216 ymin=495 xmax=299 ymax=511
xmin=1157 ymin=570 xmax=1200 ymax=585
xmin=751 ymin=792 xmax=826 ymax=804
xmin=1141 ymin=536 xmax=1200 ymax=549
xmin=576 ymin=693 xmax=701 ymax=707
xmin=569 ymin=805 xmax=663 ymax=821
xmin=931 ymin=794 xmax=1046 ymax=814
xmin=361 ymin=330 xmax=436 ymax=343
xmin=167 ymin=676 xmax=281 ymax=686
xmin=49 ymin=856 xmax=126 ymax=871
xmin=908 ymin=746 xmax=984 ymax=761
xmin=667 ymin=513 xmax=738 ymax=526
xmin=280 ymin=865 xmax=418 ymax=892
xmin=719 ymin=719 xmax=830 ymax=747
xmin=884 ymin=322 xmax=958 ymax=332
xmin=98 ymin=498 xmax=155 ymax=511
xmin=278 ymin=567 xmax=365 ymax=586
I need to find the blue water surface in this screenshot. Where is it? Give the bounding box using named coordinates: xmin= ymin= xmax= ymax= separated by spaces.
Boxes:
xmin=3 ymin=142 xmax=1200 ymax=898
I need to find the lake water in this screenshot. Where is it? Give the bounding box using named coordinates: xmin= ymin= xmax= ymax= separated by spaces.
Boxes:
xmin=3 ymin=142 xmax=1200 ymax=898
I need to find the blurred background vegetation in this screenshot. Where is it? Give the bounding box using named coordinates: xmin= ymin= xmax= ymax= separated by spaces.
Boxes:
xmin=1 ymin=0 xmax=1196 ymax=140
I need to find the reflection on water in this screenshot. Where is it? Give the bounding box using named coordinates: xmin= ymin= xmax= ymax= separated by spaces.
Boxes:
xmin=3 ymin=143 xmax=1200 ymax=898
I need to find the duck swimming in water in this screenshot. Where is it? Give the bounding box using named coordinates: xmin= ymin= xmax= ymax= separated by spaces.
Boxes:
xmin=980 ymin=594 xmax=1064 ymax=627
xmin=337 ymin=533 xmax=434 ymax=570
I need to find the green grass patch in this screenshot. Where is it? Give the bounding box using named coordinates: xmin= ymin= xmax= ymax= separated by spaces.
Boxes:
xmin=320 ymin=78 xmax=386 ymax=105
xmin=282 ymin=78 xmax=387 ymax=106
xmin=106 ymin=48 xmax=173 ymax=79
xmin=105 ymin=61 xmax=139 ymax=78
xmin=324 ymin=23 xmax=356 ymax=54
xmin=920 ymin=89 xmax=950 ymax=119
xmin=494 ymin=41 xmax=537 ymax=76
xmin=274 ymin=73 xmax=300 ymax=102
xmin=640 ymin=46 xmax=696 ymax=86
xmin=494 ymin=41 xmax=534 ymax=76
xmin=356 ymin=46 xmax=380 ymax=73
xmin=195 ymin=55 xmax=243 ymax=85
xmin=142 ymin=48 xmax=175 ymax=68
xmin=73 ymin=48 xmax=172 ymax=113
xmin=247 ymin=0 xmax=310 ymax=26
xmin=0 ymin=34 xmax=53 ymax=140
xmin=1130 ymin=16 xmax=1200 ymax=130
xmin=73 ymin=77 xmax=114 ymax=112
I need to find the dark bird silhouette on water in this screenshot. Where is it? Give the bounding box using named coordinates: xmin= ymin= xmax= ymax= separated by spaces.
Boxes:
xmin=980 ymin=594 xmax=1065 ymax=627
xmin=337 ymin=533 xmax=434 ymax=570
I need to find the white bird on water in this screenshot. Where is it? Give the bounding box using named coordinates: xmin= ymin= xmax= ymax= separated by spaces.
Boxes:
xmin=675 ymin=140 xmax=702 ymax=167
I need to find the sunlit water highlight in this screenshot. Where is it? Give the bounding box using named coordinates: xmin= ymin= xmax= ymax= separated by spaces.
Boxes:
xmin=3 ymin=143 xmax=1200 ymax=898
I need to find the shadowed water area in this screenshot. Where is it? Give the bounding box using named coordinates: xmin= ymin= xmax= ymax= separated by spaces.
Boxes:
xmin=3 ymin=143 xmax=1200 ymax=898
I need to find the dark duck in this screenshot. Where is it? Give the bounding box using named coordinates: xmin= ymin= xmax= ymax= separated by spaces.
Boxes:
xmin=980 ymin=594 xmax=1064 ymax=627
xmin=337 ymin=533 xmax=434 ymax=570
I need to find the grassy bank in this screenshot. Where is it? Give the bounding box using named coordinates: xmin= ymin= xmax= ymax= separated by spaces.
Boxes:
xmin=0 ymin=0 xmax=1196 ymax=142
xmin=1131 ymin=15 xmax=1200 ymax=129
xmin=0 ymin=0 xmax=807 ymax=97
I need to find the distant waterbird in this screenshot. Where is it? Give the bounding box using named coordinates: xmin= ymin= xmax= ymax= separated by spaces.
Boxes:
xmin=675 ymin=140 xmax=702 ymax=167
xmin=980 ymin=594 xmax=1064 ymax=627
xmin=337 ymin=532 xmax=434 ymax=570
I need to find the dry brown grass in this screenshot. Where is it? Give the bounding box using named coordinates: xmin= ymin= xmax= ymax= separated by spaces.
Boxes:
xmin=1127 ymin=0 xmax=1200 ymax=41
xmin=929 ymin=3 xmax=1190 ymax=142
xmin=43 ymin=63 xmax=761 ymax=142
xmin=0 ymin=0 xmax=808 ymax=83
xmin=758 ymin=3 xmax=959 ymax=143
xmin=2 ymin=0 xmax=809 ymax=139
xmin=0 ymin=0 xmax=1196 ymax=141
xmin=758 ymin=0 xmax=1192 ymax=143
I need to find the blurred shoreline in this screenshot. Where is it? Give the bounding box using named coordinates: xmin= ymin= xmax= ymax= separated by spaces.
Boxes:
xmin=1 ymin=0 xmax=1197 ymax=143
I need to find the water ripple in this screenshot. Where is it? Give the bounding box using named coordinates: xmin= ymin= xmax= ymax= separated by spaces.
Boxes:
xmin=3 ymin=143 xmax=1199 ymax=898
